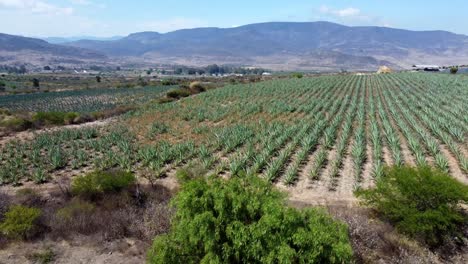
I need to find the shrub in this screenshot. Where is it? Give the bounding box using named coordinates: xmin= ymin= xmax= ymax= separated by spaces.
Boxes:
xmin=0 ymin=192 xmax=11 ymax=220
xmin=0 ymin=117 xmax=32 ymax=132
xmin=175 ymin=169 xmax=192 ymax=184
xmin=450 ymin=66 xmax=458 ymax=74
xmin=71 ymin=170 xmax=136 ymax=199
xmin=188 ymin=81 xmax=206 ymax=93
xmin=156 ymin=97 xmax=176 ymax=104
xmin=166 ymin=88 xmax=191 ymax=99
xmin=356 ymin=166 xmax=468 ymax=246
xmin=147 ymin=174 xmax=353 ymax=263
xmin=291 ymin=72 xmax=304 ymax=78
xmin=0 ymin=205 xmax=42 ymax=240
xmin=63 ymin=112 xmax=79 ymax=125
xmin=56 ymin=198 xmax=96 ymax=221
xmin=29 ymin=248 xmax=55 ymax=264
xmin=33 ymin=112 xmax=67 ymax=125
xmin=161 ymin=79 xmax=177 ymax=86
xmin=16 ymin=188 xmax=43 ymax=207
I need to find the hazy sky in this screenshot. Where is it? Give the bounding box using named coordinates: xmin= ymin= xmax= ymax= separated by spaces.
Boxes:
xmin=0 ymin=0 xmax=467 ymax=37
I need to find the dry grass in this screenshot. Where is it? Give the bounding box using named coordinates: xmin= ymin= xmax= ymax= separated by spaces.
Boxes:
xmin=327 ymin=205 xmax=467 ymax=264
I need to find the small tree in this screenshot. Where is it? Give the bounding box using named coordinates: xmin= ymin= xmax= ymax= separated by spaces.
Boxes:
xmin=291 ymin=72 xmax=303 ymax=78
xmin=356 ymin=166 xmax=468 ymax=246
xmin=43 ymin=66 xmax=51 ymax=71
xmin=148 ymin=174 xmax=353 ymax=263
xmin=96 ymin=76 xmax=101 ymax=83
xmin=450 ymin=66 xmax=459 ymax=74
xmin=32 ymin=78 xmax=40 ymax=89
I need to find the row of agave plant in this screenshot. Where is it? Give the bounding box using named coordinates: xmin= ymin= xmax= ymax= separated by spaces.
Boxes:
xmin=1 ymin=73 xmax=466 ymax=188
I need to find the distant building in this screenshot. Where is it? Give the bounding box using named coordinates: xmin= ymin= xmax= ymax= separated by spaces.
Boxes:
xmin=412 ymin=65 xmax=440 ymax=71
xmin=262 ymin=72 xmax=272 ymax=76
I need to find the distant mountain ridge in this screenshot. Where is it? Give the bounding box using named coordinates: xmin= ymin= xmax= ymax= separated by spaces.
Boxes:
xmin=64 ymin=21 xmax=468 ymax=70
xmin=42 ymin=36 xmax=123 ymax=44
xmin=1 ymin=21 xmax=467 ymax=70
xmin=0 ymin=33 xmax=107 ymax=67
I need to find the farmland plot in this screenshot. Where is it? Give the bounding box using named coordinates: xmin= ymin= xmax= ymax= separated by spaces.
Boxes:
xmin=0 ymin=86 xmax=172 ymax=113
xmin=0 ymin=73 xmax=466 ymax=202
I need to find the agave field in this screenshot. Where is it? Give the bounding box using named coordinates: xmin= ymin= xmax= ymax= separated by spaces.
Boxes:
xmin=0 ymin=86 xmax=172 ymax=113
xmin=1 ymin=73 xmax=467 ymax=200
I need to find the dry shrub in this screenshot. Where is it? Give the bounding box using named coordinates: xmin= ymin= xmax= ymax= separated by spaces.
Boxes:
xmin=188 ymin=81 xmax=206 ymax=93
xmin=15 ymin=188 xmax=44 ymax=208
xmin=0 ymin=192 xmax=11 ymax=219
xmin=0 ymin=192 xmax=12 ymax=248
xmin=133 ymin=200 xmax=173 ymax=241
xmin=52 ymin=198 xmax=99 ymax=237
xmin=50 ymin=184 xmax=173 ymax=242
xmin=328 ymin=205 xmax=440 ymax=263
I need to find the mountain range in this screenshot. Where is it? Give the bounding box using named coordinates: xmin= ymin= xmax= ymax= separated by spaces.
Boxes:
xmin=42 ymin=36 xmax=123 ymax=44
xmin=1 ymin=21 xmax=468 ymax=71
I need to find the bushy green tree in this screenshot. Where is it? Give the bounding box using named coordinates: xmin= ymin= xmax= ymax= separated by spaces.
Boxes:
xmin=148 ymin=174 xmax=353 ymax=263
xmin=356 ymin=166 xmax=468 ymax=246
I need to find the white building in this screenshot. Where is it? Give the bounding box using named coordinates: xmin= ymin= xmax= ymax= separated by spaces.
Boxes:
xmin=412 ymin=65 xmax=440 ymax=71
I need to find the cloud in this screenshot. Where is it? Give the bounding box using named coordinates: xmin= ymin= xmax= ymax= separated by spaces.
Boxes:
xmin=319 ymin=5 xmax=361 ymax=18
xmin=0 ymin=0 xmax=73 ymax=15
xmin=69 ymin=0 xmax=105 ymax=9
xmin=335 ymin=8 xmax=361 ymax=17
xmin=317 ymin=5 xmax=391 ymax=26
xmin=70 ymin=0 xmax=91 ymax=5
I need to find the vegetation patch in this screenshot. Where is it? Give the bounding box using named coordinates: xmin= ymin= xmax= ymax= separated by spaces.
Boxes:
xmin=0 ymin=205 xmax=42 ymax=240
xmin=148 ymin=174 xmax=353 ymax=263
xmin=28 ymin=248 xmax=55 ymax=264
xmin=356 ymin=166 xmax=468 ymax=247
xmin=71 ymin=170 xmax=136 ymax=199
xmin=166 ymin=88 xmax=192 ymax=99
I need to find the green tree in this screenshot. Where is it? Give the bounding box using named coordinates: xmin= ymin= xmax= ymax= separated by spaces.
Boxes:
xmin=148 ymin=174 xmax=353 ymax=263
xmin=356 ymin=166 xmax=468 ymax=246
xmin=32 ymin=78 xmax=40 ymax=89
xmin=96 ymin=76 xmax=102 ymax=83
xmin=450 ymin=66 xmax=459 ymax=74
xmin=291 ymin=72 xmax=303 ymax=78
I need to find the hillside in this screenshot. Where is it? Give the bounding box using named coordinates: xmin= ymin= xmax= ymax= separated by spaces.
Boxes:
xmin=66 ymin=21 xmax=468 ymax=70
xmin=1 ymin=21 xmax=467 ymax=70
xmin=0 ymin=33 xmax=107 ymax=67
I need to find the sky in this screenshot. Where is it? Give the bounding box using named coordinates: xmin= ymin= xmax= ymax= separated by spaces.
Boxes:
xmin=0 ymin=0 xmax=467 ymax=37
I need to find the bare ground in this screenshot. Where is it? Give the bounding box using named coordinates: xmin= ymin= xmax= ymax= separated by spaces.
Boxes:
xmin=0 ymin=236 xmax=147 ymax=264
xmin=361 ymin=143 xmax=375 ymax=190
xmin=0 ymin=118 xmax=115 ymax=146
xmin=336 ymin=141 xmax=358 ymax=197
